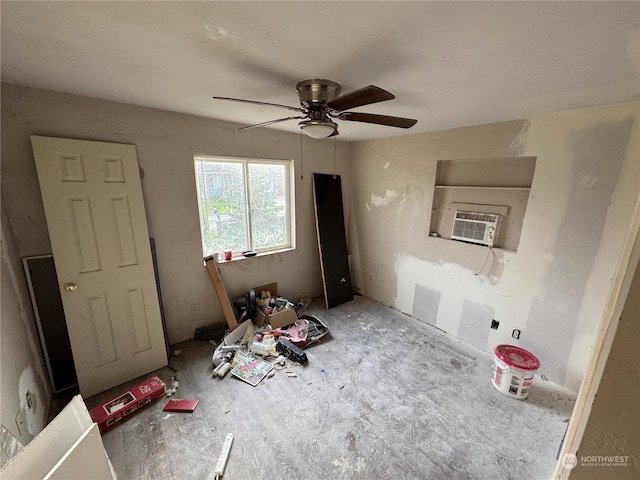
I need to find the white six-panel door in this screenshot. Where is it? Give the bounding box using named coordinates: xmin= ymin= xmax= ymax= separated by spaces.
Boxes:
xmin=31 ymin=136 xmax=167 ymax=397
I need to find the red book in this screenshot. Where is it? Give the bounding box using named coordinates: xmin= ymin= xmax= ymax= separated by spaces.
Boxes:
xmin=163 ymin=398 xmax=200 ymax=412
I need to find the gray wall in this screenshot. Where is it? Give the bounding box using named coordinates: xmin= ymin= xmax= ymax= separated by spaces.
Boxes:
xmin=1 ymin=196 xmax=51 ymax=448
xmin=349 ymin=103 xmax=639 ymax=391
xmin=1 ymin=83 xmax=353 ymax=344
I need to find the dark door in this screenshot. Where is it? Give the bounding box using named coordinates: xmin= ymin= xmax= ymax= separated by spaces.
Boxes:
xmin=24 ymin=255 xmax=77 ymax=393
xmin=313 ymin=173 xmax=353 ymax=308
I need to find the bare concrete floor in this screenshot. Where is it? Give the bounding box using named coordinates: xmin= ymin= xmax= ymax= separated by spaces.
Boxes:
xmin=86 ymin=296 xmax=576 ymax=480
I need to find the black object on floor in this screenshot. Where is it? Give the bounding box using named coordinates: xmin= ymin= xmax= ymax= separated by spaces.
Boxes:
xmin=276 ymin=339 xmax=308 ymax=364
xmin=193 ymin=324 xmax=228 ymax=341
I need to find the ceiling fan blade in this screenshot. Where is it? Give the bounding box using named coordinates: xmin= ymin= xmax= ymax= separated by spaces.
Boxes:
xmin=212 ymin=96 xmax=303 ymax=113
xmin=327 ymin=85 xmax=395 ymax=112
xmin=238 ymin=116 xmax=307 ymax=131
xmin=339 ymin=112 xmax=417 ymax=129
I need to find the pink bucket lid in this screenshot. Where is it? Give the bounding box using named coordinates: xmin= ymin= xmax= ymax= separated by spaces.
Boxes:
xmin=494 ymin=344 xmax=540 ymax=370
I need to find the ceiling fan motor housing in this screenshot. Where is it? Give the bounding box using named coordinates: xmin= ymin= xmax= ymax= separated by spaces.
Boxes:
xmin=296 ymin=79 xmax=341 ymax=107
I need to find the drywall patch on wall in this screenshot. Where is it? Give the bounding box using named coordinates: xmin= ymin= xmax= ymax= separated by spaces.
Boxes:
xmin=1 ymin=195 xmax=51 ymax=445
xmin=412 ymin=285 xmax=441 ymax=326
xmin=205 ymin=25 xmax=233 ymax=41
xmin=508 ymin=119 xmax=530 ymax=155
xmin=18 ymin=366 xmax=46 ymax=436
xmin=398 ymin=192 xmax=407 ymax=212
xmin=459 ymin=300 xmax=494 ymax=351
xmin=396 ymin=254 xmax=499 ymax=338
xmin=524 ymin=119 xmax=632 ymax=386
xmin=370 ymin=190 xmax=399 ymax=208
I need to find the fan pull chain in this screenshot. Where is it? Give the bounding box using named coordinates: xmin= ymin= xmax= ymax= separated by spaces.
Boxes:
xmin=299 ymin=130 xmax=304 ymax=180
xmin=333 ymin=135 xmax=337 ymax=178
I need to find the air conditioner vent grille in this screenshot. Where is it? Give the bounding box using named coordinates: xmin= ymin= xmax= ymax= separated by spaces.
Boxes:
xmin=454 ymin=212 xmax=499 ymax=223
xmin=451 ymin=211 xmax=500 ymax=247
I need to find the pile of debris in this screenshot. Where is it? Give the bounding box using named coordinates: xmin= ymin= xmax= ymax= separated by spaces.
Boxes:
xmin=210 ymin=287 xmax=329 ymax=386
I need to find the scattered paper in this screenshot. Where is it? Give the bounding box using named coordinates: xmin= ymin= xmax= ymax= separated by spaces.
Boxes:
xmin=231 ymin=354 xmax=274 ymax=386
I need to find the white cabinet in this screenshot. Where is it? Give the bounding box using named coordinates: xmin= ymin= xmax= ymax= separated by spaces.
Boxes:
xmin=0 ymin=396 xmax=116 ymax=479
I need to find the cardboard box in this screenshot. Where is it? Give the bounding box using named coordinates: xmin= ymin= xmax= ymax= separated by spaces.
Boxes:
xmin=252 ymin=282 xmax=298 ymax=329
xmin=89 ymin=376 xmax=166 ymax=431
xmin=255 ymin=305 xmax=298 ymax=329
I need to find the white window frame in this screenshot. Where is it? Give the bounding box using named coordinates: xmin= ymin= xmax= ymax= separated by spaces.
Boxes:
xmin=194 ymin=155 xmax=295 ymax=258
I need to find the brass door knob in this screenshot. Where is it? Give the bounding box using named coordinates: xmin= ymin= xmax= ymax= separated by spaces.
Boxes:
xmin=64 ymin=283 xmax=78 ymax=292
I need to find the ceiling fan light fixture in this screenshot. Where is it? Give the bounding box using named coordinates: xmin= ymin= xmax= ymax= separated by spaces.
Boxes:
xmin=298 ymin=119 xmax=338 ymax=139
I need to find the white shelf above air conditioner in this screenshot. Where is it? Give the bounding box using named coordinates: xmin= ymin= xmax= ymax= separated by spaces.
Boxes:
xmin=435 ymin=185 xmax=531 ymax=191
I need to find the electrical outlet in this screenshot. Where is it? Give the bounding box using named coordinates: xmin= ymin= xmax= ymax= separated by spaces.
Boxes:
xmin=491 ymin=319 xmax=499 ymax=330
xmin=191 ymin=303 xmax=201 ymax=315
xmin=512 ymin=329 xmax=521 ymax=340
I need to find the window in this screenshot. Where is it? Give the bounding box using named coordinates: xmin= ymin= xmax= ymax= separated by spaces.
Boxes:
xmin=194 ymin=155 xmax=294 ymax=257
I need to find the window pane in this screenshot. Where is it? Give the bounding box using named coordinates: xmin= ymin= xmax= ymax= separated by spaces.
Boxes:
xmin=195 ymin=161 xmax=247 ymax=254
xmin=249 ymin=163 xmax=287 ymax=250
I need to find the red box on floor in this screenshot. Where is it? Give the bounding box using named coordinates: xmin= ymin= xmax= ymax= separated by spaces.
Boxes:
xmin=89 ymin=376 xmax=166 ymax=431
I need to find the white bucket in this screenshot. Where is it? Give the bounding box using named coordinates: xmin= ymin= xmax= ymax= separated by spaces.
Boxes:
xmin=491 ymin=344 xmax=540 ymax=400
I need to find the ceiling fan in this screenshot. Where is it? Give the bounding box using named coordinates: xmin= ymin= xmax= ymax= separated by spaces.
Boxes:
xmin=212 ymin=79 xmax=417 ymax=139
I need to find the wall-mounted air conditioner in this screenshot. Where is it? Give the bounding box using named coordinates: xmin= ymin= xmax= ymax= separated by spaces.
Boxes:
xmin=451 ymin=211 xmax=500 ymax=247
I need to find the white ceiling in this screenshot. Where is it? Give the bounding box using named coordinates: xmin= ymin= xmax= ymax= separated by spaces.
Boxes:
xmin=2 ymin=1 xmax=639 ymax=141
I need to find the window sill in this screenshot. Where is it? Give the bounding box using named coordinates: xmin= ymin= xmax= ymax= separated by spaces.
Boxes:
xmin=217 ymin=247 xmax=295 ymax=264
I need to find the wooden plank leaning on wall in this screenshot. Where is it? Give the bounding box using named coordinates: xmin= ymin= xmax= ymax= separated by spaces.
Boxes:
xmin=204 ymin=256 xmax=239 ymax=332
